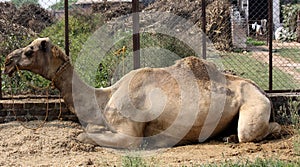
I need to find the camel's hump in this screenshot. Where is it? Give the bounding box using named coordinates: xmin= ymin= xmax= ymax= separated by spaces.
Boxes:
xmin=173 ymin=56 xmax=219 ymax=81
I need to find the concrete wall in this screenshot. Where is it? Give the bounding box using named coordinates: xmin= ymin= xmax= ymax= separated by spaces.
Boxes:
xmin=0 ymin=98 xmax=77 ymax=123
xmin=0 ymin=95 xmax=298 ymax=124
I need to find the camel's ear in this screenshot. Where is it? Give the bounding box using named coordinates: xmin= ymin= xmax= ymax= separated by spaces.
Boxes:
xmin=40 ymin=39 xmax=49 ymax=52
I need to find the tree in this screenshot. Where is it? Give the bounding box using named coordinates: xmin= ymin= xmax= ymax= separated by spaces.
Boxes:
xmin=50 ymin=0 xmax=77 ymax=10
xmin=11 ymin=0 xmax=39 ymax=7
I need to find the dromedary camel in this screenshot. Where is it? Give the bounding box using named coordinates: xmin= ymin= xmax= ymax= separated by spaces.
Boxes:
xmin=4 ymin=38 xmax=281 ymax=149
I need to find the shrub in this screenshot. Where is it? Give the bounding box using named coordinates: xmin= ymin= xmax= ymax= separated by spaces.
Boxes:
xmin=275 ymin=27 xmax=297 ymax=42
xmin=280 ymin=4 xmax=300 ymax=42
xmin=246 ymin=37 xmax=266 ymax=46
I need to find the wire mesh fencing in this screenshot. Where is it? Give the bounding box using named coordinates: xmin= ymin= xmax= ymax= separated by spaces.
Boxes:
xmin=271 ymin=0 xmax=300 ymax=91
xmin=1 ymin=0 xmax=300 ymax=100
xmin=216 ymin=0 xmax=300 ymax=91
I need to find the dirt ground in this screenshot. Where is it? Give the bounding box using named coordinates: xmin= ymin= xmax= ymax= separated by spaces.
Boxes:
xmin=0 ymin=120 xmax=298 ymax=166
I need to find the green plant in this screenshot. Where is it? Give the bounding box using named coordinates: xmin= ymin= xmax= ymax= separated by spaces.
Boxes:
xmin=246 ymin=37 xmax=266 ymax=46
xmin=120 ymin=157 xmax=300 ymax=167
xmin=11 ymin=0 xmax=38 ymax=7
xmin=276 ymin=97 xmax=300 ymax=156
xmin=50 ymin=0 xmax=77 ymax=10
xmin=295 ymin=131 xmax=300 ymax=157
xmin=201 ymin=158 xmax=300 ymax=166
xmin=288 ymin=97 xmax=300 ymax=156
xmin=277 ymin=97 xmax=300 ymax=126
xmin=40 ymin=12 xmax=105 ymax=88
xmin=121 ymin=156 xmax=148 ymax=167
xmin=40 ymin=11 xmax=104 ymax=59
xmin=75 ymin=30 xmax=196 ymax=88
xmin=288 ymin=98 xmax=300 ymax=128
xmin=280 ymin=4 xmax=300 ymax=42
xmin=282 ymin=4 xmax=300 ymax=33
xmin=276 ymin=27 xmax=297 ymax=42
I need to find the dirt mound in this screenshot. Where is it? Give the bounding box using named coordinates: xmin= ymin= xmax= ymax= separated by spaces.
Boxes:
xmin=144 ymin=0 xmax=232 ymax=51
xmin=91 ymin=2 xmax=146 ymax=21
xmin=0 ymin=18 xmax=35 ymax=56
xmin=0 ymin=2 xmax=17 ymax=21
xmin=0 ymin=2 xmax=54 ymax=56
xmin=145 ymin=0 xmax=206 ymax=23
xmin=90 ymin=0 xmax=232 ymax=50
xmin=0 ymin=3 xmax=54 ymax=33
xmin=12 ymin=4 xmax=54 ymax=33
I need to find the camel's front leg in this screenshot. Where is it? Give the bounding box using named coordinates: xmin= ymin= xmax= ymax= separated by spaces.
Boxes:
xmin=238 ymin=97 xmax=281 ymax=142
xmin=77 ymin=131 xmax=142 ymax=149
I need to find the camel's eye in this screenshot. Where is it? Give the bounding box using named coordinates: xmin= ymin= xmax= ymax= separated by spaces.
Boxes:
xmin=25 ymin=50 xmax=34 ymax=58
xmin=40 ymin=40 xmax=48 ymax=51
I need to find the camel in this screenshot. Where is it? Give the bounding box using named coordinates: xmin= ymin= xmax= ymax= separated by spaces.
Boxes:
xmin=4 ymin=38 xmax=281 ymax=149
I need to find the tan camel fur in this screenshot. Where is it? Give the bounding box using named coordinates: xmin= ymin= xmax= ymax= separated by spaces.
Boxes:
xmin=4 ymin=38 xmax=281 ymax=149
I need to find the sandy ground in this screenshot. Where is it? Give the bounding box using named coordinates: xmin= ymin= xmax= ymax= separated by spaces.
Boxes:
xmin=0 ymin=120 xmax=299 ymax=166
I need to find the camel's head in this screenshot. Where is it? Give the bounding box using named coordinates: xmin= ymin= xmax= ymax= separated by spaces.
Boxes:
xmin=4 ymin=38 xmax=68 ymax=80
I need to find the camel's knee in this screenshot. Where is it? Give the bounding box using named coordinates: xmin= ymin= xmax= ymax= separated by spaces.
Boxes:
xmin=238 ymin=123 xmax=269 ymax=142
xmin=237 ymin=98 xmax=272 ymax=142
xmin=238 ymin=122 xmax=281 ymax=143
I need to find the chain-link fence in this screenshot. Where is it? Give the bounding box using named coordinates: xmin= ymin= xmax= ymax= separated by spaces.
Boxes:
xmin=226 ymin=0 xmax=300 ymax=91
xmin=1 ymin=0 xmax=300 ymax=100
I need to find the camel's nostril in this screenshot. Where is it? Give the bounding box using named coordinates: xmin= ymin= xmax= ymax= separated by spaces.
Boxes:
xmin=5 ymin=57 xmax=14 ymax=66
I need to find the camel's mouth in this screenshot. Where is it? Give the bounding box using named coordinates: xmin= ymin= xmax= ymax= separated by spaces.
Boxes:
xmin=4 ymin=48 xmax=24 ymax=77
xmin=4 ymin=64 xmax=17 ymax=77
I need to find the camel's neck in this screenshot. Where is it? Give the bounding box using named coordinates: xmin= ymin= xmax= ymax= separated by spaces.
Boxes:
xmin=52 ymin=62 xmax=111 ymax=125
xmin=50 ymin=62 xmax=72 ymax=94
xmin=51 ymin=62 xmax=74 ymax=104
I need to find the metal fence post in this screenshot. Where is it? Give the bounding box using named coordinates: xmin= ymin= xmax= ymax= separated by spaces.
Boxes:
xmin=268 ymin=0 xmax=273 ymax=91
xmin=201 ymin=0 xmax=207 ymax=60
xmin=132 ymin=0 xmax=140 ymax=69
xmin=0 ymin=72 xmax=2 ymax=108
xmin=64 ymin=0 xmax=69 ymax=57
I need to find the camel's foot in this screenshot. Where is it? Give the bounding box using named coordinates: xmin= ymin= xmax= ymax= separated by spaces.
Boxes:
xmin=79 ymin=124 xmax=111 ymax=145
xmin=269 ymin=122 xmax=281 ymax=134
xmin=77 ymin=131 xmax=143 ymax=149
xmin=77 ymin=133 xmax=97 ymax=145
xmin=223 ymin=134 xmax=239 ymax=143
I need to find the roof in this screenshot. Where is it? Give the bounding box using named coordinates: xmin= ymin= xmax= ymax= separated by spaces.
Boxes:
xmin=75 ymin=0 xmax=143 ymax=5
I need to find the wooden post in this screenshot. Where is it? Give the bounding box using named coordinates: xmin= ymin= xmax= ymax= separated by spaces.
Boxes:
xmin=0 ymin=71 xmax=2 ymax=109
xmin=64 ymin=0 xmax=69 ymax=56
xmin=132 ymin=0 xmax=140 ymax=69
xmin=297 ymin=11 xmax=300 ymax=43
xmin=201 ymin=0 xmax=206 ymax=59
xmin=268 ymin=0 xmax=273 ymax=91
